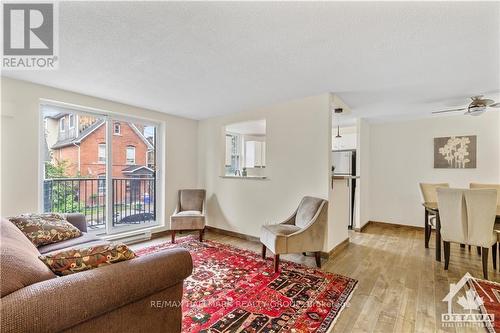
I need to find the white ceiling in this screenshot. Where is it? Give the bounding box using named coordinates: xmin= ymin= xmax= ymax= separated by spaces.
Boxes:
xmin=3 ymin=2 xmax=499 ymax=120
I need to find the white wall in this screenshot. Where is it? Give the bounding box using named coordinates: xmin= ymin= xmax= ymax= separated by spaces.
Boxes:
xmin=354 ymin=118 xmax=371 ymax=229
xmin=332 ymin=126 xmax=357 ymax=150
xmin=368 ymin=112 xmax=500 ymax=227
xmin=198 ymin=94 xmax=346 ymax=251
xmin=0 ymin=77 xmax=199 ymax=228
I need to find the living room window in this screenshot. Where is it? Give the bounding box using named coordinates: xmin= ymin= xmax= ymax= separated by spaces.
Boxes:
xmin=40 ymin=101 xmax=164 ymax=235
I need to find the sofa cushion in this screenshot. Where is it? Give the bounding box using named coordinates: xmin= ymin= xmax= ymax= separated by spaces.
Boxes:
xmin=170 ymin=214 xmax=205 ymax=230
xmin=175 ymin=210 xmax=202 ymax=216
xmin=39 ymin=243 xmax=136 ymax=276
xmin=8 ymin=213 xmax=82 ymax=247
xmin=1 ymin=218 xmax=56 ymax=297
xmin=38 ymin=232 xmax=105 ymax=254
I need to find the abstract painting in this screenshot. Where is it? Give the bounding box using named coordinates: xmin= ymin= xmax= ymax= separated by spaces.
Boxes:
xmin=434 ymin=135 xmax=476 ymax=169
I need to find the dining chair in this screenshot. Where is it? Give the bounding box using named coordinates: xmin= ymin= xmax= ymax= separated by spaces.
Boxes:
xmin=436 ymin=188 xmax=467 ymax=268
xmin=437 ymin=188 xmax=497 ymax=279
xmin=465 ymin=188 xmax=498 ymax=279
xmin=469 ymin=183 xmax=500 ymax=205
xmin=470 ymin=183 xmax=500 ymax=260
xmin=419 ymin=183 xmax=449 ymax=248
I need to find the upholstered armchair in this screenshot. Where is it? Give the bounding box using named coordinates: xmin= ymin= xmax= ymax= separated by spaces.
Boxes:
xmin=260 ymin=196 xmax=328 ymax=272
xmin=170 ymin=189 xmax=206 ymax=243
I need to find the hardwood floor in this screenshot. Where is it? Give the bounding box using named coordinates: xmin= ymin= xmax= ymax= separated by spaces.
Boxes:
xmin=131 ymin=223 xmax=499 ymax=333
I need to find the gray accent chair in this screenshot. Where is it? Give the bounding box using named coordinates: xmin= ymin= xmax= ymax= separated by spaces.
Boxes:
xmin=260 ymin=196 xmax=328 ymax=272
xmin=170 ymin=189 xmax=206 ymax=243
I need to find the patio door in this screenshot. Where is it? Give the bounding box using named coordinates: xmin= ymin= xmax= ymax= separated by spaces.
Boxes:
xmin=40 ymin=102 xmax=162 ymax=235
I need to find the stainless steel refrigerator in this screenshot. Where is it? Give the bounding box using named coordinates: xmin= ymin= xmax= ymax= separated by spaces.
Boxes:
xmin=332 ymin=149 xmax=357 ymax=229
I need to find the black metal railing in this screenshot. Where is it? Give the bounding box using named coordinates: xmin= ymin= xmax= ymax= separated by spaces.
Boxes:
xmin=43 ymin=177 xmax=156 ymax=229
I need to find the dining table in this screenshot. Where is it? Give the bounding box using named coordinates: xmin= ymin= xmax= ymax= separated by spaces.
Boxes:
xmin=423 ymin=203 xmax=500 ymax=261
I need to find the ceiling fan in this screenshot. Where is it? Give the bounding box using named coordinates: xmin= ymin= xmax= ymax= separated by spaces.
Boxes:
xmin=433 ymin=96 xmax=500 ymax=116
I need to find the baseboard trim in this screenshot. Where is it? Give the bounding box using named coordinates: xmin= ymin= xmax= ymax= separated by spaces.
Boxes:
xmin=205 ymin=226 xmax=260 ymax=242
xmin=321 ymin=237 xmax=350 ymax=259
xmin=353 ymin=222 xmax=371 ymax=232
xmin=355 ymin=220 xmax=424 ymax=232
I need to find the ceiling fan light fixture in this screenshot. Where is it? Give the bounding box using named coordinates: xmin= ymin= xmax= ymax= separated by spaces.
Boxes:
xmin=466 ymin=105 xmax=486 ymax=116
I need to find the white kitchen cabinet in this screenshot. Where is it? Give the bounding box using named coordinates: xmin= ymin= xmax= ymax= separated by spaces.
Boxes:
xmin=245 ymin=141 xmax=266 ymax=168
xmin=261 ymin=142 xmax=266 ymax=167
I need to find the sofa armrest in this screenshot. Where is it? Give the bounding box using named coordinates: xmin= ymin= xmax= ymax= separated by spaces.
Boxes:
xmin=0 ymin=248 xmax=193 ymax=333
xmin=65 ymin=213 xmax=87 ymax=232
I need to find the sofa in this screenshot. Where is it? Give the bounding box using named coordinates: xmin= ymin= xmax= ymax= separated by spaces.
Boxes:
xmin=1 ymin=213 xmax=193 ymax=333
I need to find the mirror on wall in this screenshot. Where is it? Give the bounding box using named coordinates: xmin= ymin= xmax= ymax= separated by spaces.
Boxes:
xmin=224 ymin=119 xmax=266 ymax=178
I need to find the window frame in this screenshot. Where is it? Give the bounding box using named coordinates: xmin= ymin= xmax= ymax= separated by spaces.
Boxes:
xmin=113 ymin=122 xmax=121 ymax=135
xmin=39 ymin=99 xmax=166 ymax=235
xmin=59 ymin=117 xmax=65 ymax=132
xmin=126 ymin=146 xmax=136 ymax=165
xmin=98 ymin=143 xmax=106 ymax=164
xmin=68 ymin=114 xmax=75 ymax=129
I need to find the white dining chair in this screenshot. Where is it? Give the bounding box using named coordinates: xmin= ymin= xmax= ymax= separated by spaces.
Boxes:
xmin=465 ymin=189 xmax=498 ymax=279
xmin=469 ymin=183 xmax=500 ymax=205
xmin=419 ymin=183 xmax=449 ymax=248
xmin=471 ymin=183 xmax=500 ymax=265
xmin=436 ymin=188 xmax=467 ymax=267
xmin=437 ymin=188 xmax=497 ymax=279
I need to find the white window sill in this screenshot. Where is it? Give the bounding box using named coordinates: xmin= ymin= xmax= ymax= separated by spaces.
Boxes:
xmin=220 ymin=175 xmax=268 ymax=180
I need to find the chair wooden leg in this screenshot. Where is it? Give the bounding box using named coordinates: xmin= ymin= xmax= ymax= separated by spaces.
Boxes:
xmin=274 ymin=254 xmax=280 ymax=273
xmin=477 ymin=247 xmax=482 ymax=255
xmin=171 ymin=230 xmax=176 ymax=243
xmin=482 ymin=247 xmax=489 ymax=280
xmin=199 ymin=228 xmax=205 ymax=242
xmin=435 ymin=213 xmax=441 ymax=262
xmin=315 ymin=252 xmax=321 ymax=268
xmin=424 ymin=210 xmax=430 ymax=248
xmin=468 ymin=245 xmax=471 ymax=251
xmin=261 ymin=244 xmax=266 ymax=259
xmin=492 ymin=243 xmax=497 ymax=271
xmin=443 ymin=241 xmax=450 ymax=270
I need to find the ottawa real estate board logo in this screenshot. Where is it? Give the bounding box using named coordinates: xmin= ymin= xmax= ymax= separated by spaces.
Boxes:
xmin=2 ymin=2 xmax=58 ymax=70
xmin=442 ymin=272 xmax=495 ymax=329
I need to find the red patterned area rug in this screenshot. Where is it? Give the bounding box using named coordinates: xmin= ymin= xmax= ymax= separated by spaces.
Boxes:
xmin=135 ymin=236 xmax=357 ymax=333
xmin=469 ymin=278 xmax=500 ymax=333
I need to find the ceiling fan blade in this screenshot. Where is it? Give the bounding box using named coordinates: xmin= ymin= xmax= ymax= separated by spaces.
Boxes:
xmin=479 ymin=98 xmax=495 ymax=106
xmin=432 ymin=108 xmax=467 ymax=114
xmin=489 ymin=102 xmax=500 ymax=108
